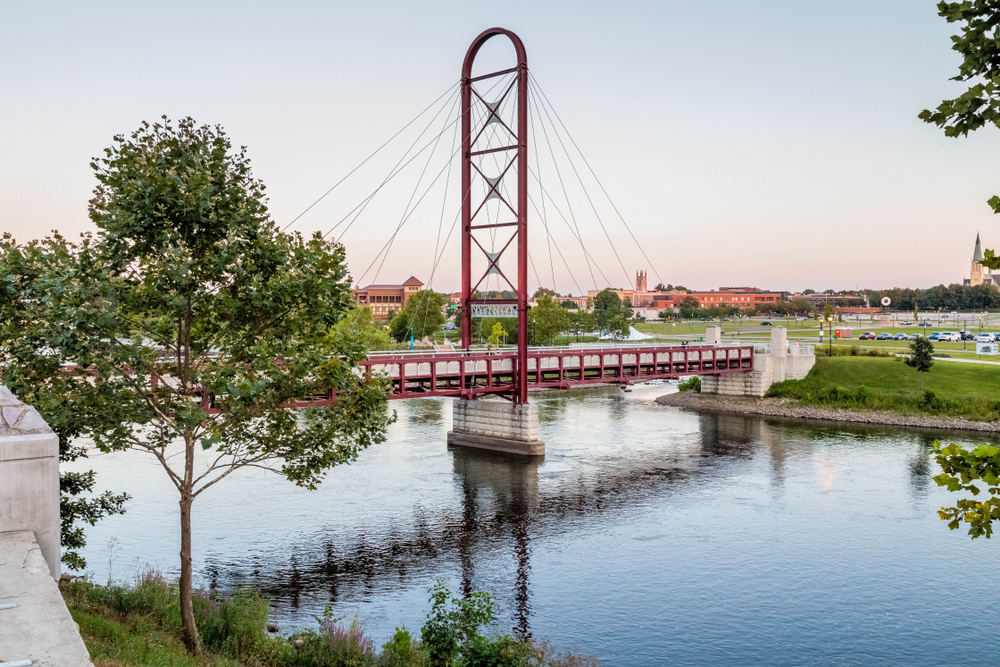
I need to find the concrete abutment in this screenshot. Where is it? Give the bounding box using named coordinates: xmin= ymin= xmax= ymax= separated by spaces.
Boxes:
xmin=700 ymin=327 xmax=815 ymax=398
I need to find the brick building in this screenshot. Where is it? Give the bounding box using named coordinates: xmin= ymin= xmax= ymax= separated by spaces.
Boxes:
xmin=352 ymin=276 xmax=424 ymax=320
xmin=650 ymin=287 xmax=784 ymax=311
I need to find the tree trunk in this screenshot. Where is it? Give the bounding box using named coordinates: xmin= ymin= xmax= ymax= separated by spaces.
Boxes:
xmin=179 ymin=493 xmax=203 ymax=654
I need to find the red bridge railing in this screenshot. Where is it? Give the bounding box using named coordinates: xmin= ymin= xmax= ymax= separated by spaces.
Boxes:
xmin=355 ymin=344 xmax=755 ymax=400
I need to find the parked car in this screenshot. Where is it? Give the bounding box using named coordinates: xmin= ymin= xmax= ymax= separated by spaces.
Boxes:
xmin=960 ymin=331 xmax=976 ymax=341
xmin=859 ymin=332 xmax=876 ymax=340
xmin=893 ymin=333 xmax=909 ymax=340
xmin=938 ymin=332 xmax=961 ymax=342
xmin=929 ymin=332 xmax=941 ymax=341
xmin=918 ymin=321 xmax=932 ymax=327
xmin=976 ymin=333 xmax=994 ymax=343
xmin=907 ymin=334 xmax=919 ymax=340
xmin=761 ymin=321 xmax=773 ymax=326
xmin=442 ymin=322 xmax=456 ymax=330
xmin=875 ymin=333 xmax=893 ymax=340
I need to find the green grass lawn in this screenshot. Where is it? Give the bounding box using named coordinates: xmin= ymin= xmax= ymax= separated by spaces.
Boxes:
xmin=767 ymin=356 xmax=1000 ymax=420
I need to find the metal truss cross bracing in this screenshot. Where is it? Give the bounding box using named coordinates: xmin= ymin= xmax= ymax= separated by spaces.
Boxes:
xmin=459 ymin=28 xmax=530 ymax=403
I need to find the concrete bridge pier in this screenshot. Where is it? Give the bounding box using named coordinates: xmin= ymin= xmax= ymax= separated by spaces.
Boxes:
xmin=448 ymin=399 xmax=545 ymax=457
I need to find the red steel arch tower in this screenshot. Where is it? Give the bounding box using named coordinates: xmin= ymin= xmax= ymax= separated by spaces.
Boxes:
xmin=459 ymin=28 xmax=530 ymax=404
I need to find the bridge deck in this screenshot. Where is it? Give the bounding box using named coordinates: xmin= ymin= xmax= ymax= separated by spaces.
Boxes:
xmin=356 ymin=344 xmax=754 ymax=400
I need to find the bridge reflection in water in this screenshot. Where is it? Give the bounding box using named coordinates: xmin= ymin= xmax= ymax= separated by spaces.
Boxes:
xmin=200 ymin=387 xmax=872 ymax=636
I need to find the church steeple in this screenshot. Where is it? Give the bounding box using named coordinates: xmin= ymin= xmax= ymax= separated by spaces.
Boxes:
xmin=971 ymin=233 xmax=986 ymax=286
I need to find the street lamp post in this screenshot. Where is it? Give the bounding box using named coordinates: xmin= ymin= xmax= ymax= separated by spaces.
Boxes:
xmin=827 ymin=316 xmax=834 ymax=357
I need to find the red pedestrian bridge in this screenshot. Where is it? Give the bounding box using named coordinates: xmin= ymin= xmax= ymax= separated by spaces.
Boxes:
xmin=353 ymin=343 xmax=755 ymax=401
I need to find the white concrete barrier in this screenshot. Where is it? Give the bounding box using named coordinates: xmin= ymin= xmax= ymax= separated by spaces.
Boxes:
xmin=0 ymin=386 xmax=61 ymax=579
xmin=0 ymin=530 xmax=94 ymax=666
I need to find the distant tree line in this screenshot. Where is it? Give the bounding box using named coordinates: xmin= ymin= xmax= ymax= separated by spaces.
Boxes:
xmin=866 ymin=283 xmax=1000 ymax=311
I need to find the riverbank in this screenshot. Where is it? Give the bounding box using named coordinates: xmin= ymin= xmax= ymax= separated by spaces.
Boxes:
xmin=655 ymin=391 xmax=1000 ymax=433
xmin=62 ymin=574 xmax=599 ymax=667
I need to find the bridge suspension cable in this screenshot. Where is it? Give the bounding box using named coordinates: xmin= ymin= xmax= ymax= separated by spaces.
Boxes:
xmin=280 ymin=81 xmax=459 ymax=233
xmin=323 ymin=86 xmax=463 ymax=241
xmin=528 ymin=77 xmax=632 ymax=289
xmin=357 ymin=72 xmax=518 ymax=287
xmin=530 ymin=73 xmax=667 ymax=290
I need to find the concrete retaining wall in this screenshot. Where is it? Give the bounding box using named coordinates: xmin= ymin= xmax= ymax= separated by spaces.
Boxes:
xmin=0 ymin=530 xmax=94 ymax=666
xmin=0 ymin=386 xmax=61 ymax=579
xmin=700 ymin=328 xmax=815 ymax=398
xmin=448 ymin=399 xmax=544 ymax=456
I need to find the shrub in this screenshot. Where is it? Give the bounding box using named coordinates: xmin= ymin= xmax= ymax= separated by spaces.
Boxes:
xmin=381 ymin=626 xmax=425 ymax=667
xmin=421 ymin=579 xmax=494 ymax=666
xmin=677 ymin=376 xmax=701 ymax=393
xmin=827 ymin=346 xmax=890 ymax=358
xmin=921 ymin=389 xmax=943 ymax=412
xmin=199 ymin=588 xmax=271 ymax=660
xmin=906 ymin=336 xmax=935 ymax=372
xmin=463 ymin=634 xmax=537 ymax=667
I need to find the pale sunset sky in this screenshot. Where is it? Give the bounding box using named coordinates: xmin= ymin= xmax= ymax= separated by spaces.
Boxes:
xmin=2 ymin=0 xmax=997 ymax=294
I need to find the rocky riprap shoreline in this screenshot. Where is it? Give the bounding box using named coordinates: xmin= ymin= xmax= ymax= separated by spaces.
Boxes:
xmin=655 ymin=391 xmax=1000 ymax=433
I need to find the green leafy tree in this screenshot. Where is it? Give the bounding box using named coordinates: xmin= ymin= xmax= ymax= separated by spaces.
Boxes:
xmin=528 ymin=295 xmax=570 ymax=345
xmin=906 ymin=336 xmax=935 ymax=372
xmin=0 ymin=117 xmax=393 ymax=654
xmin=0 ymin=235 xmax=132 ymax=571
xmin=0 ymin=243 xmax=131 ymax=572
xmin=568 ymin=310 xmax=595 ymax=339
xmin=388 ymin=290 xmax=447 ymax=342
xmin=607 ymin=315 xmax=631 ymax=340
xmin=532 ymin=287 xmax=558 ymax=299
xmin=921 ymin=1 xmax=1000 ymax=268
xmin=487 ymin=321 xmax=507 ymax=347
xmin=931 ymin=441 xmax=1000 ymax=539
xmin=471 ymin=317 xmax=517 ymax=344
xmin=559 ymin=299 xmax=579 ymax=310
xmin=592 ymin=289 xmax=631 ymax=332
xmin=678 ymin=296 xmax=700 ymax=319
xmin=654 ymin=282 xmax=670 ymax=292
xmin=334 ymin=307 xmax=393 ymax=351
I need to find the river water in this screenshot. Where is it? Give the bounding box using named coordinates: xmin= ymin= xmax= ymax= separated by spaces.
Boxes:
xmin=67 ymin=384 xmax=1000 ymax=666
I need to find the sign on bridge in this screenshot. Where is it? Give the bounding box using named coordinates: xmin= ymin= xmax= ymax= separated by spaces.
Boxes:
xmin=471 ymin=303 xmax=518 ymax=318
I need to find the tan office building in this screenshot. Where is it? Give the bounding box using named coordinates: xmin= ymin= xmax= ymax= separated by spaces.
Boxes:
xmin=352 ymin=276 xmax=424 ymax=320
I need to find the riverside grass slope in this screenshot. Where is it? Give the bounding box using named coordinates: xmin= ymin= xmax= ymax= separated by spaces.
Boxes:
xmin=61 ymin=576 xmax=599 ymax=667
xmin=766 ymin=356 xmax=1000 ymax=421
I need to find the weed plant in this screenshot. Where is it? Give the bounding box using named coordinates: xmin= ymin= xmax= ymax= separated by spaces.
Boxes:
xmin=677 ymin=376 xmax=701 ymax=392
